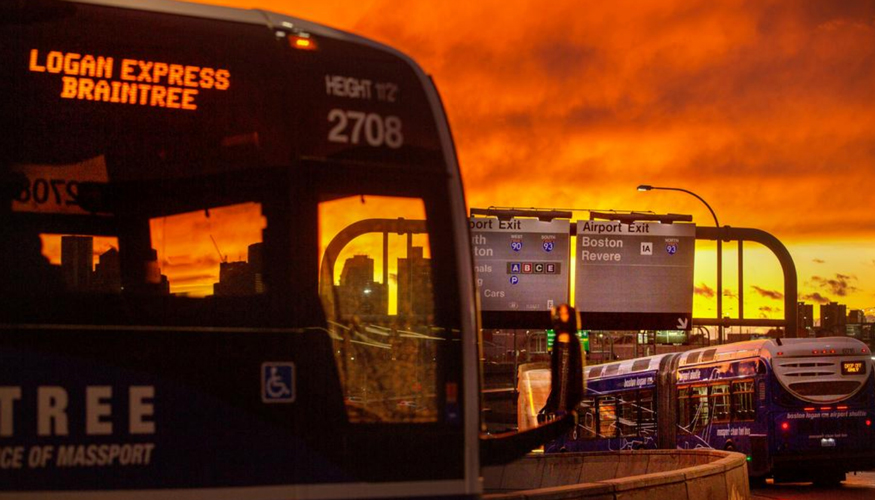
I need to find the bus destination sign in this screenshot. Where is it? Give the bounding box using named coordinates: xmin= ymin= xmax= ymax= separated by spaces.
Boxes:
xmin=28 ymin=49 xmax=231 ymax=111
xmin=841 ymin=361 xmax=866 ymax=375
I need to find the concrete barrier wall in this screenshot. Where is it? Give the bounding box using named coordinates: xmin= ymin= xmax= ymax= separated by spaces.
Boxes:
xmin=483 ymin=450 xmax=749 ymax=500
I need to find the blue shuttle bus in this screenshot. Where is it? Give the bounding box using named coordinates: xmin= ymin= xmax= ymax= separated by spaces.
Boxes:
xmin=548 ymin=337 xmax=875 ymax=485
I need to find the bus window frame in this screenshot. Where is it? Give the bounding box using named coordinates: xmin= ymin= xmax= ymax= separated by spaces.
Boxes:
xmin=677 ymin=385 xmax=692 ymax=430
xmin=639 ymin=388 xmax=656 ymax=433
xmin=731 ymin=378 xmax=756 ymax=422
xmin=578 ymin=397 xmax=597 ymax=439
xmin=710 ymin=382 xmax=731 ymax=424
xmin=617 ymin=391 xmax=638 ymax=437
xmin=597 ymin=395 xmax=618 ymax=438
xmin=309 ymin=160 xmax=463 ymax=427
xmin=690 ymin=384 xmax=710 ymax=433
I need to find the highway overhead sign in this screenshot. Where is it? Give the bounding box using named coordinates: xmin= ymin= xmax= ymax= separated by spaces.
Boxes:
xmin=575 ymin=220 xmax=696 ymax=330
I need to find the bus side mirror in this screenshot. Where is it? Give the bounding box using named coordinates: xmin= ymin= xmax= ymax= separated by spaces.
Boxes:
xmin=539 ymin=331 xmax=584 ymax=422
xmin=540 ymin=305 xmax=584 ymax=419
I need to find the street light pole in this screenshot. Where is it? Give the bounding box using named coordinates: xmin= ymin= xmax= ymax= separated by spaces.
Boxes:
xmin=637 ymin=185 xmax=724 ymax=344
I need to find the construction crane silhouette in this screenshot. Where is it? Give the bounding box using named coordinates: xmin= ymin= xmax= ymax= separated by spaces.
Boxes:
xmin=210 ymin=234 xmax=227 ymax=263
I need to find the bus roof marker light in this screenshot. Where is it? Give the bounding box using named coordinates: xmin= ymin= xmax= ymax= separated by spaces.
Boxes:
xmin=291 ymin=36 xmax=317 ymax=50
xmin=804 ymin=407 xmax=815 ymax=411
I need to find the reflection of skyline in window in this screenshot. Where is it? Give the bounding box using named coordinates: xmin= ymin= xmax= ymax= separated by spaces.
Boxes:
xmin=37 ymin=203 xmax=266 ymax=297
xmin=36 ymin=196 xmax=434 ymax=302
xmin=320 ymin=196 xmax=430 ymax=316
xmin=41 ymin=234 xmax=118 ymax=268
xmin=39 ymin=234 xmax=121 ymax=293
xmin=334 ymin=247 xmax=433 ymax=317
xmin=150 ymin=202 xmax=265 ymax=297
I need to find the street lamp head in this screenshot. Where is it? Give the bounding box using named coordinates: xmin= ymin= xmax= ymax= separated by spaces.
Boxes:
xmin=637 ymin=185 xmax=652 ymax=192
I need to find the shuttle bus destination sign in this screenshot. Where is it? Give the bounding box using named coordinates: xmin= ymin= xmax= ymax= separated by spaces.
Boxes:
xmin=575 ymin=221 xmax=695 ymax=331
xmin=470 ymin=217 xmax=570 ymax=325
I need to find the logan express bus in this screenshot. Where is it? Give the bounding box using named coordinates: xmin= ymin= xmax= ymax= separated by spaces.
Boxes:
xmin=0 ymin=0 xmax=576 ymax=497
xmin=546 ymin=337 xmax=875 ymax=485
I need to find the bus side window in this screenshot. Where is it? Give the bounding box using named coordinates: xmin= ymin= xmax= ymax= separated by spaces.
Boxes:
xmin=710 ymin=383 xmax=730 ymax=423
xmin=598 ymin=396 xmax=617 ymax=438
xmin=677 ymin=386 xmax=691 ymax=429
xmin=691 ymin=385 xmax=710 ymax=432
xmin=732 ymin=380 xmax=755 ymax=421
xmin=150 ymin=202 xmax=265 ymax=299
xmin=618 ymin=391 xmax=638 ymax=437
xmin=639 ymin=389 xmax=656 ymax=434
xmin=578 ymin=397 xmax=597 ymax=439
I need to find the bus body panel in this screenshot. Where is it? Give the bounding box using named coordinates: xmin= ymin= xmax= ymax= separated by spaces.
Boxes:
xmin=656 ymin=352 xmax=679 ymax=449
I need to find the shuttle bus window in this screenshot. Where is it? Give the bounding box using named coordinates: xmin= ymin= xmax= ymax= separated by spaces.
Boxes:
xmin=732 ymin=380 xmax=756 ymax=421
xmin=639 ymin=389 xmax=656 ymax=434
xmin=618 ymin=391 xmax=638 ymax=437
xmin=578 ymin=397 xmax=597 ymax=439
xmin=318 ymin=195 xmax=439 ymax=423
xmin=598 ymin=396 xmax=618 ymax=437
xmin=710 ymin=383 xmax=730 ymax=423
xmin=677 ymin=386 xmax=692 ymax=429
xmin=691 ymin=385 xmax=710 ymax=432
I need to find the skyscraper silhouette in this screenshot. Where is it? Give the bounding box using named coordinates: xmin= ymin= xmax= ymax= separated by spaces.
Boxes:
xmin=397 ymin=246 xmax=433 ymax=317
xmin=61 ymin=236 xmax=92 ymax=292
xmin=337 ymin=255 xmax=387 ymax=316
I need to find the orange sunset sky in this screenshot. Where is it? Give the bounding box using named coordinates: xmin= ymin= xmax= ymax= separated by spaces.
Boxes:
xmin=188 ymin=0 xmax=875 ymax=324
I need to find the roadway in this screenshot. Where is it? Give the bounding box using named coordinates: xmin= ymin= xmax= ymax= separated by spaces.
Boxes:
xmin=752 ymin=471 xmax=875 ymax=500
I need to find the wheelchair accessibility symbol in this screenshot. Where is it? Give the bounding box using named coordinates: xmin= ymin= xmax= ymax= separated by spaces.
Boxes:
xmin=262 ymin=362 xmax=296 ymax=403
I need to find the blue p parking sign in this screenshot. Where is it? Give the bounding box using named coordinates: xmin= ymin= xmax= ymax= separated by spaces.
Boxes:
xmin=262 ymin=362 xmax=296 ymax=403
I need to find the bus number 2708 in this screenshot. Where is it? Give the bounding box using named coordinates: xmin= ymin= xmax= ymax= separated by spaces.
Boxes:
xmin=16 ymin=178 xmax=79 ymax=207
xmin=327 ymin=109 xmax=403 ymax=149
